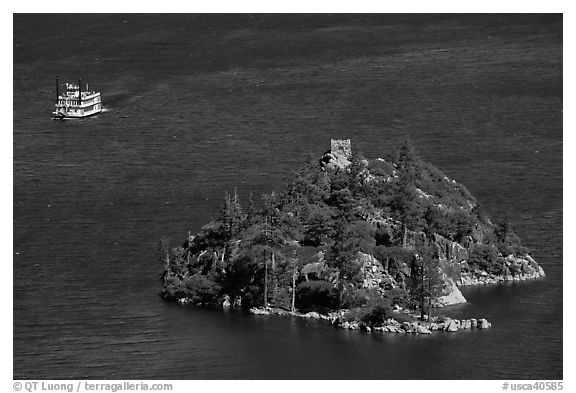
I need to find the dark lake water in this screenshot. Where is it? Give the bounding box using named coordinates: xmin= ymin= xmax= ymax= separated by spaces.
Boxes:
xmin=13 ymin=14 xmax=562 ymax=379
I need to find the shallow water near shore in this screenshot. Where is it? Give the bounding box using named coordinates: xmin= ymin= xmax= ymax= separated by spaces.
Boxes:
xmin=13 ymin=14 xmax=562 ymax=379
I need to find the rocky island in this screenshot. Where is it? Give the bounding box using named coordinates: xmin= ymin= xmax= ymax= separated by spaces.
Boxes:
xmin=159 ymin=139 xmax=545 ymax=334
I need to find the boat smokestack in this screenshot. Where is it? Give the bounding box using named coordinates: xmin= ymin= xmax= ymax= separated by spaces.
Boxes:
xmin=55 ymin=77 xmax=59 ymax=102
xmin=78 ymin=79 xmax=82 ymax=106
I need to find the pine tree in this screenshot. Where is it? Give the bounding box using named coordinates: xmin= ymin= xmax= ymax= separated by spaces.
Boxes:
xmin=389 ymin=139 xmax=426 ymax=248
xmin=410 ymin=243 xmax=444 ymax=319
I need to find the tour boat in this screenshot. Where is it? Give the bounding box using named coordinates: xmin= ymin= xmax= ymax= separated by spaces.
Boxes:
xmin=51 ymin=78 xmax=102 ymax=119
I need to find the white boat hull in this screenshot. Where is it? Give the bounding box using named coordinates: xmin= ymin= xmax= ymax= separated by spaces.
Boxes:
xmin=51 ymin=107 xmax=102 ymax=120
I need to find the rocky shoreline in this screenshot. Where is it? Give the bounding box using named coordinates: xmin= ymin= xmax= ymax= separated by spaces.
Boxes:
xmin=459 ymin=255 xmax=546 ymax=286
xmin=174 ymin=252 xmax=544 ymax=334
xmin=437 ymin=254 xmax=545 ymax=305
xmin=248 ymin=307 xmax=491 ymax=334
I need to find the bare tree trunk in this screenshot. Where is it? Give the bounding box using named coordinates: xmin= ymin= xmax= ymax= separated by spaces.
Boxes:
xmin=291 ymin=261 xmax=297 ymax=312
xmin=271 ymin=253 xmax=277 ymax=305
xmin=264 ymin=257 xmax=268 ymax=308
xmin=186 ymin=230 xmax=194 ymax=265
xmin=215 ymin=246 xmax=224 ymax=273
xmin=420 ymin=292 xmax=425 ymax=320
xmin=420 ymin=258 xmax=425 ymax=320
xmin=427 ymin=264 xmax=432 ymax=320
xmin=402 ymin=225 xmax=408 ymax=249
xmin=264 ymin=217 xmax=269 ymax=308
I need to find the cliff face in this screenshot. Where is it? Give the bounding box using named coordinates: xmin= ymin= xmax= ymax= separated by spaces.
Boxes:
xmin=159 ymin=140 xmax=544 ymax=320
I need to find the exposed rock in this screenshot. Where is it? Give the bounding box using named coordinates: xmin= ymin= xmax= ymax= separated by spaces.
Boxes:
xmin=505 ymin=255 xmax=546 ymax=280
xmin=249 ymin=307 xmax=271 ymax=315
xmin=444 ymin=319 xmax=459 ymax=332
xmin=459 ymin=253 xmax=545 ymax=287
xmin=416 ymin=188 xmax=433 ymax=199
xmin=358 ymin=252 xmax=398 ymax=291
xmin=301 ymin=261 xmax=328 ymax=281
xmin=397 ymin=262 xmax=411 ymax=278
xmin=478 ymin=318 xmax=491 ymax=329
xmin=433 ymin=233 xmax=469 ymax=262
xmin=459 ymin=255 xmax=545 ymax=287
xmin=365 ymin=320 xmax=440 ymax=334
xmin=245 ymin=303 xmax=493 ymax=335
xmin=340 ymin=321 xmax=361 ymax=330
xmin=435 ymin=278 xmax=467 ymax=306
xmin=271 ymin=308 xmax=290 ymax=316
xmin=327 ymin=311 xmax=341 ymax=323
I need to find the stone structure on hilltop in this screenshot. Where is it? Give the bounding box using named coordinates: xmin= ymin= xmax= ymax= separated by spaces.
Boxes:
xmin=320 ymin=139 xmax=353 ymax=170
xmin=331 ymin=139 xmax=352 ymax=159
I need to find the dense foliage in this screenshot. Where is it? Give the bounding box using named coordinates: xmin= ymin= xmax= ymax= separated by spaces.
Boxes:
xmin=159 ymin=140 xmax=531 ymax=324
